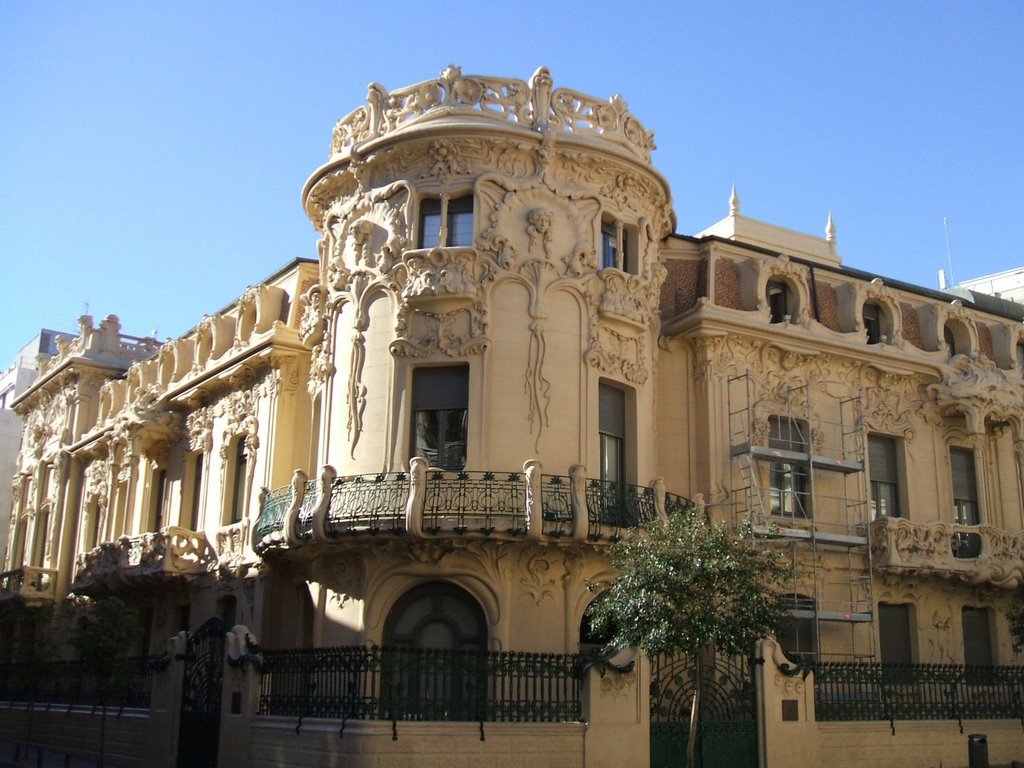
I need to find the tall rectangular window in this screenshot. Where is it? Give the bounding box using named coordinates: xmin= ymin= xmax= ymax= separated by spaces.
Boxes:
xmin=962 ymin=607 xmax=993 ymax=666
xmin=186 ymin=452 xmax=204 ymax=530
xmin=151 ymin=469 xmax=167 ymax=532
xmin=600 ymin=221 xmax=619 ymax=270
xmin=878 ymin=603 xmax=914 ymax=664
xmin=951 ymin=448 xmax=979 ymax=526
xmin=767 ymin=416 xmax=808 ymax=517
xmin=599 ymin=384 xmax=626 ymax=484
xmin=229 ymin=441 xmax=248 ymax=524
xmin=412 ymin=366 xmax=468 ymax=470
xmin=869 ymin=435 xmax=900 ymax=518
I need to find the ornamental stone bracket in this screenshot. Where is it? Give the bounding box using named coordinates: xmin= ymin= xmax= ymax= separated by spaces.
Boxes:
xmin=399 ymin=247 xmax=493 ymax=313
xmin=72 ymin=526 xmax=216 ymax=596
xmin=0 ymin=566 xmax=59 ymax=605
xmin=870 ymin=516 xmax=1024 ymax=589
xmin=925 ymin=354 xmax=1024 ymax=432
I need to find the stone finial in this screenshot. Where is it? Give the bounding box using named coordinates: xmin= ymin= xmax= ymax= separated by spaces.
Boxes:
xmin=729 ymin=185 xmax=740 ymax=216
xmin=825 ymin=211 xmax=836 ymax=244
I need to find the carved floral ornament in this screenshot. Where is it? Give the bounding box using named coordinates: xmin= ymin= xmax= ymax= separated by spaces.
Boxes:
xmin=926 ymin=354 xmax=1024 ymax=431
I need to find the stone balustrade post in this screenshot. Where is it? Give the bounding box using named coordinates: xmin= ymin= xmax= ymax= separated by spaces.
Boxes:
xmin=570 ymin=464 xmax=589 ymax=541
xmin=524 ymin=460 xmax=543 ymax=541
xmin=310 ymin=464 xmax=337 ymax=543
xmin=582 ymin=649 xmax=648 ymax=768
xmin=406 ymin=457 xmax=428 ymax=537
xmin=282 ymin=469 xmax=308 ymax=547
xmin=651 ymin=477 xmax=666 ymax=521
xmin=218 ymin=625 xmax=262 ymax=768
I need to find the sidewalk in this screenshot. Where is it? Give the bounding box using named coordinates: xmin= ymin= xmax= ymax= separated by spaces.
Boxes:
xmin=0 ymin=741 xmax=100 ymax=768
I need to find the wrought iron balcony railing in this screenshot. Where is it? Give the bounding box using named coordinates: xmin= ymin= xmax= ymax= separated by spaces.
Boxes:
xmin=870 ymin=516 xmax=1024 ymax=589
xmin=253 ymin=459 xmax=695 ymax=554
xmin=72 ymin=527 xmax=216 ymax=595
xmin=0 ymin=566 xmax=58 ymax=604
xmin=258 ymin=645 xmax=582 ymax=724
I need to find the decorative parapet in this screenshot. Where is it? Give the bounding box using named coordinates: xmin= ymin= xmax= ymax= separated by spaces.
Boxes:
xmin=329 ymin=65 xmax=656 ymax=163
xmin=40 ymin=314 xmax=159 ymax=377
xmin=72 ymin=526 xmax=216 ymax=595
xmin=254 ymin=460 xmax=692 ymax=554
xmin=870 ymin=516 xmax=1024 ymax=589
xmin=0 ymin=566 xmax=58 ymax=604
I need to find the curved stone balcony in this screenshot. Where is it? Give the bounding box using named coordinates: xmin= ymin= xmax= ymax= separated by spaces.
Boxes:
xmin=0 ymin=566 xmax=58 ymax=605
xmin=72 ymin=526 xmax=217 ymax=596
xmin=870 ymin=516 xmax=1024 ymax=589
xmin=327 ymin=65 xmax=656 ymax=164
xmin=254 ymin=458 xmax=691 ymax=555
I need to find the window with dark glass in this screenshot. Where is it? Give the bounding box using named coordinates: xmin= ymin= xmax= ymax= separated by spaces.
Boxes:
xmin=384 ymin=582 xmax=486 ymax=650
xmin=951 ymin=447 xmax=981 ymax=558
xmin=412 ymin=366 xmax=468 ymax=470
xmin=944 ymin=324 xmax=957 ymax=356
xmin=186 ymin=452 xmax=203 ymax=530
xmin=599 ymin=384 xmax=626 ymax=484
xmin=31 ymin=509 xmax=49 ymax=567
xmin=1016 ymin=341 xmax=1024 ymax=374
xmin=863 ymin=302 xmax=882 ymax=344
xmin=767 ymin=416 xmax=808 ymax=517
xmin=767 ymin=280 xmax=789 ymax=324
xmin=229 ymin=440 xmax=248 ymax=524
xmin=151 ymin=468 xmax=167 ymax=531
xmin=962 ymin=607 xmax=993 ymax=666
xmin=878 ymin=603 xmax=914 ymax=664
xmin=869 ymin=435 xmax=900 ymax=518
xmin=600 ymin=221 xmax=619 ymax=270
xmin=776 ymin=594 xmax=817 ymax=662
xmin=418 ymin=195 xmax=473 ymax=249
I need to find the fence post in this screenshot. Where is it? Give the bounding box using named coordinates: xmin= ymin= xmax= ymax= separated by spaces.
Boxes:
xmin=149 ymin=632 xmax=187 ymax=768
xmin=218 ymin=625 xmax=262 ymax=768
xmin=582 ymin=648 xmax=648 ymax=768
xmin=757 ymin=638 xmax=820 ymax=768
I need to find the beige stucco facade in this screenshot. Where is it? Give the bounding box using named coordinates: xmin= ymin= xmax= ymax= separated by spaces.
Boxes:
xmin=2 ymin=66 xmax=1024 ymax=767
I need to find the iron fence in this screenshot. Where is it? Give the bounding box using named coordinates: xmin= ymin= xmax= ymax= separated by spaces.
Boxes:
xmin=325 ymin=473 xmax=408 ymax=536
xmin=541 ymin=475 xmax=572 ymax=537
xmin=422 ymin=471 xmax=526 ymax=535
xmin=294 ymin=480 xmax=320 ymax=540
xmin=254 ymin=485 xmax=294 ymax=542
xmin=814 ymin=662 xmax=1024 ymax=726
xmin=258 ymin=646 xmax=581 ymax=724
xmin=0 ymin=657 xmax=155 ymax=709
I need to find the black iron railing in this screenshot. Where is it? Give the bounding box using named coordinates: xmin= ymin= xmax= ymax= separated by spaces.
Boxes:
xmin=0 ymin=657 xmax=155 ymax=709
xmin=422 ymin=471 xmax=526 ymax=535
xmin=254 ymin=485 xmax=294 ymax=541
xmin=541 ymin=475 xmax=572 ymax=537
xmin=325 ymin=473 xmax=408 ymax=536
xmin=585 ymin=479 xmax=657 ymax=537
xmin=814 ymin=662 xmax=1024 ymax=726
xmin=258 ymin=646 xmax=581 ymax=723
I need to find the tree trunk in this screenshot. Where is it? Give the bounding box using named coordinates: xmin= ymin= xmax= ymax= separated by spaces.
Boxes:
xmin=686 ymin=676 xmax=700 ymax=768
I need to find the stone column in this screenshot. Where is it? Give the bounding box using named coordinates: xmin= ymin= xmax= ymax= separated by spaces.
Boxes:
xmin=582 ymin=649 xmax=649 ymax=768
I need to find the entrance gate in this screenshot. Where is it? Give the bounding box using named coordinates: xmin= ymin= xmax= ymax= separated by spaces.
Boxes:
xmin=650 ymin=653 xmax=758 ymax=768
xmin=176 ymin=617 xmax=226 ymax=768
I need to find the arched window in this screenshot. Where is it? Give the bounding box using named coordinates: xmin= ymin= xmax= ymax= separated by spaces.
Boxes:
xmin=383 ymin=582 xmax=486 ymax=651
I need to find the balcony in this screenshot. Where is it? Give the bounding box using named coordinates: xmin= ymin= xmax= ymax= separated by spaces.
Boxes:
xmin=254 ymin=459 xmax=692 ymax=555
xmin=0 ymin=566 xmax=58 ymax=605
xmin=869 ymin=516 xmax=1024 ymax=589
xmin=72 ymin=526 xmax=216 ymax=596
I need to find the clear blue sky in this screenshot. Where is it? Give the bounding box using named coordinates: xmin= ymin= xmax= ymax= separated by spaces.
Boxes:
xmin=2 ymin=1 xmax=1021 ymax=362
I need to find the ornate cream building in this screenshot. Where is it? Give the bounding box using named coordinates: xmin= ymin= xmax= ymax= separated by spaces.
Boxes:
xmin=2 ymin=66 xmax=1024 ymax=768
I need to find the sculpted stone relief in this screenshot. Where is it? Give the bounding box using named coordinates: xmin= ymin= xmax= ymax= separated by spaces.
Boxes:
xmin=927 ymin=354 xmax=1024 ymax=432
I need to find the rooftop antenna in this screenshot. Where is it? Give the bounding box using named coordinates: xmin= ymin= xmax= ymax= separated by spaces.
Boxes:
xmin=943 ymin=217 xmax=955 ymax=288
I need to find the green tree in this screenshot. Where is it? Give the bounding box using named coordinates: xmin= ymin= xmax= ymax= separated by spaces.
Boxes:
xmin=586 ymin=506 xmax=788 ymax=768
xmin=71 ymin=597 xmax=144 ymax=768
xmin=1007 ymin=587 xmax=1024 ymax=654
xmin=1 ymin=602 xmax=61 ymax=761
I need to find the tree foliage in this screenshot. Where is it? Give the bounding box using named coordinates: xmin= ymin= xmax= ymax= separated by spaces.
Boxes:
xmin=71 ymin=596 xmax=143 ymax=698
xmin=586 ymin=507 xmax=789 ymax=659
xmin=1008 ymin=587 xmax=1024 ymax=653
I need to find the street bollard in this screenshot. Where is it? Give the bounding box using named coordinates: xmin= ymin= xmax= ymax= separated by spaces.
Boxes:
xmin=967 ymin=733 xmax=988 ymax=768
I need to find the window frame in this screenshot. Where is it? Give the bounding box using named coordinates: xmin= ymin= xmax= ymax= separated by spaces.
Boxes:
xmin=767 ymin=280 xmax=791 ymax=324
xmin=227 ymin=438 xmax=249 ymax=525
xmin=598 ymin=383 xmax=627 ymax=485
xmin=868 ymin=434 xmax=901 ymax=519
xmin=418 ymin=194 xmax=474 ymax=249
xmin=962 ymin=606 xmax=994 ymax=666
xmin=878 ymin=602 xmax=915 ymax=665
xmin=766 ymin=415 xmax=809 ymax=518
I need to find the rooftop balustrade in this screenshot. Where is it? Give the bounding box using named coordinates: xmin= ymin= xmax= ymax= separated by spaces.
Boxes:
xmin=0 ymin=566 xmax=58 ymax=605
xmin=254 ymin=459 xmax=693 ymax=554
xmin=72 ymin=526 xmax=216 ymax=596
xmin=870 ymin=516 xmax=1024 ymax=589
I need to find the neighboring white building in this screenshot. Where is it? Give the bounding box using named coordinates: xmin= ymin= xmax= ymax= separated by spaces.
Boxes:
xmin=959 ymin=266 xmax=1024 ymax=304
xmin=0 ymin=330 xmax=70 ymax=564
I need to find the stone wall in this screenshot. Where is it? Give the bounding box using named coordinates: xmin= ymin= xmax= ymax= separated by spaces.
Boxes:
xmin=0 ymin=706 xmax=151 ymax=768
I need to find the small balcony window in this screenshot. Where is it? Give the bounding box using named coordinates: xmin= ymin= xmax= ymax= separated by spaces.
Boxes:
xmin=868 ymin=435 xmax=900 ymax=518
xmin=863 ymin=302 xmax=883 ymax=344
xmin=767 ymin=280 xmax=790 ymax=324
xmin=412 ymin=366 xmax=468 ymax=470
xmin=419 ymin=195 xmax=474 ymax=249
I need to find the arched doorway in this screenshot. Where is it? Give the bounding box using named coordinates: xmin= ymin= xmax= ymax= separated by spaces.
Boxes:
xmin=382 ymin=582 xmax=487 ymax=720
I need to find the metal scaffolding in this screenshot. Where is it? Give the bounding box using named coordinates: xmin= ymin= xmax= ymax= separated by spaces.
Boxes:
xmin=728 ymin=373 xmax=874 ymax=660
